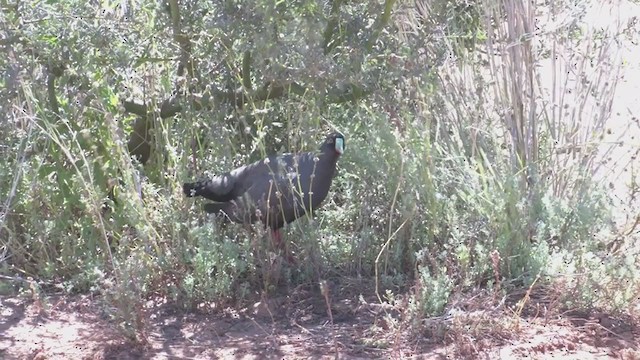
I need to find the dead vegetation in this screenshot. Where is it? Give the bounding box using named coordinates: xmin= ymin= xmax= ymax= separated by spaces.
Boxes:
xmin=1 ymin=279 xmax=639 ymax=359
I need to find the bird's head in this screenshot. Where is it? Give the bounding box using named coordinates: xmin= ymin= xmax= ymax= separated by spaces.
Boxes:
xmin=322 ymin=132 xmax=345 ymax=156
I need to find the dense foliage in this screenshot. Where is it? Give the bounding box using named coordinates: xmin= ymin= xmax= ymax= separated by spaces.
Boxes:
xmin=1 ymin=0 xmax=637 ymax=340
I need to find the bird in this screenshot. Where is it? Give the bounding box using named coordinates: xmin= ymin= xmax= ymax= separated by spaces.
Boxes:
xmin=183 ymin=132 xmax=345 ymax=258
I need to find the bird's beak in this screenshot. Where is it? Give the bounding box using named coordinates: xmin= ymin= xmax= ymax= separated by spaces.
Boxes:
xmin=335 ymin=138 xmax=344 ymax=155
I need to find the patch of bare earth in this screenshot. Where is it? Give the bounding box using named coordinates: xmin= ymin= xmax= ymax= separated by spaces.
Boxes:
xmin=1 ymin=282 xmax=639 ymax=360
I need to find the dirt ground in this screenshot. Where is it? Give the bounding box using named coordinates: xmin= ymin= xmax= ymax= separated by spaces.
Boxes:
xmin=1 ymin=283 xmax=639 ymax=360
xmin=2 ymin=1 xmax=639 ymax=360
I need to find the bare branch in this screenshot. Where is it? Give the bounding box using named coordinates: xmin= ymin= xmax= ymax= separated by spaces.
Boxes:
xmin=168 ymin=0 xmax=196 ymax=79
xmin=127 ymin=115 xmax=154 ymax=164
xmin=122 ymin=101 xmax=148 ymax=117
xmin=242 ymin=50 xmax=253 ymax=90
xmin=322 ymin=0 xmax=344 ymax=54
xmin=366 ymin=0 xmax=397 ymax=50
xmin=46 ymin=71 xmax=60 ymax=116
xmin=123 ymin=79 xmax=366 ymax=121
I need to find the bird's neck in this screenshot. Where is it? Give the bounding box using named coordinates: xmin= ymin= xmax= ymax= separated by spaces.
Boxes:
xmin=314 ymin=151 xmax=339 ymax=176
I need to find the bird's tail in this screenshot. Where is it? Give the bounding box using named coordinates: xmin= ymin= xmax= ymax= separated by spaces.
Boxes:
xmin=183 ymin=176 xmax=235 ymax=202
xmin=184 ymin=181 xmax=228 ymax=214
xmin=183 ymin=180 xmax=212 ymax=198
xmin=183 ymin=180 xmax=227 ymax=215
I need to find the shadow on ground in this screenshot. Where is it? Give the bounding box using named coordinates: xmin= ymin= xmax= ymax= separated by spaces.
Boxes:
xmin=1 ymin=279 xmax=639 ymax=360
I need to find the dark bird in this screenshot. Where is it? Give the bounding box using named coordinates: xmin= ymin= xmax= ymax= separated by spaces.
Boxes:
xmin=183 ymin=132 xmax=345 ymax=257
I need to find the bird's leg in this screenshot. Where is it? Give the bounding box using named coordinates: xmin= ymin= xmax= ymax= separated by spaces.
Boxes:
xmin=271 ymin=229 xmax=296 ymax=264
xmin=271 ymin=228 xmax=282 ymax=248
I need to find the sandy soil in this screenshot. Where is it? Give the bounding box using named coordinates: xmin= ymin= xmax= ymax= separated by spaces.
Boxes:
xmin=1 ymin=284 xmax=639 ymax=360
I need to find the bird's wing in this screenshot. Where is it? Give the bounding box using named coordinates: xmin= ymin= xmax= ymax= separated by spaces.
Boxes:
xmin=199 ymin=158 xmax=271 ymax=202
xmin=225 ymin=154 xmax=309 ymax=225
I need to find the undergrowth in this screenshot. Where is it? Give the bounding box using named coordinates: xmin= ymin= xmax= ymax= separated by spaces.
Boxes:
xmin=0 ymin=0 xmax=638 ymax=344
